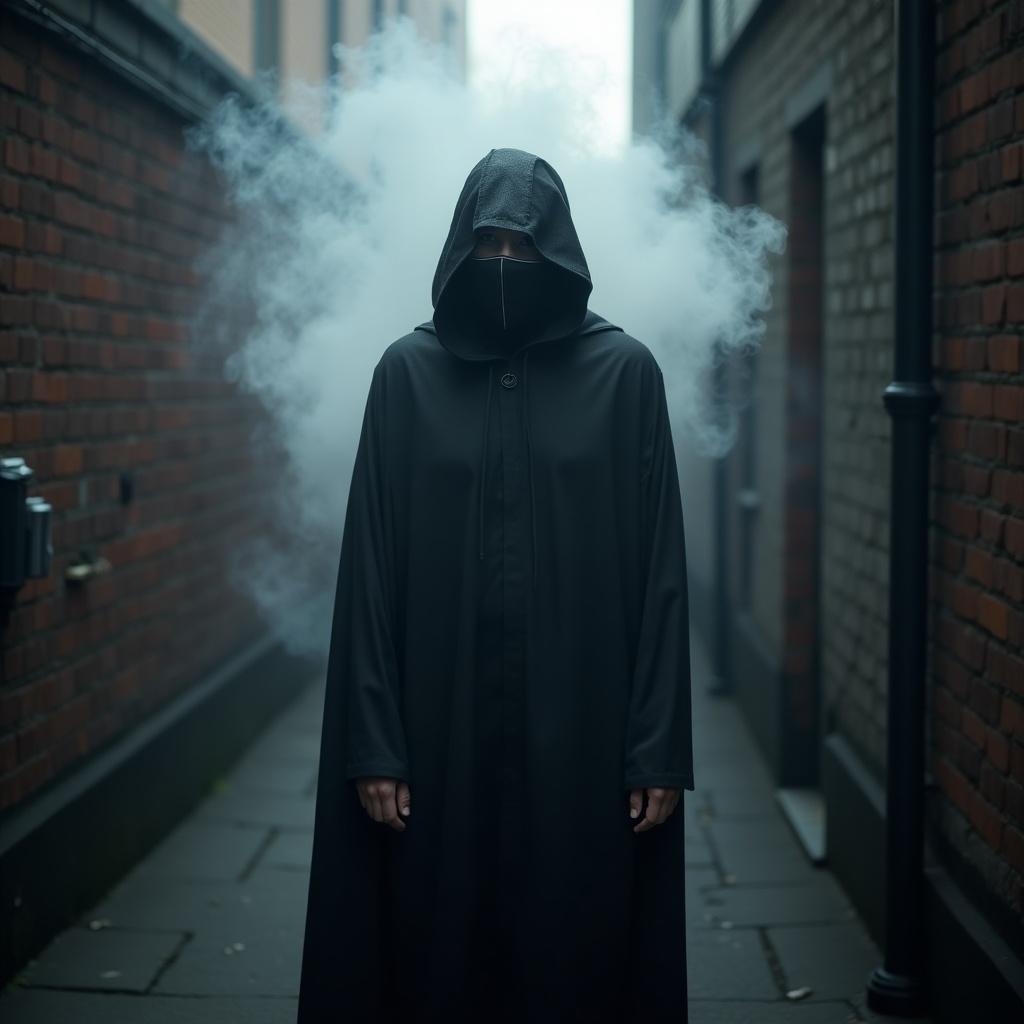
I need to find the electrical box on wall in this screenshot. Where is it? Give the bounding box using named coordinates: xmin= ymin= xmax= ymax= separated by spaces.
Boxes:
xmin=0 ymin=457 xmax=53 ymax=591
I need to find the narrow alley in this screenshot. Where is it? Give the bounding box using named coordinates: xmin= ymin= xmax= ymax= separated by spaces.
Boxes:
xmin=0 ymin=627 xmax=929 ymax=1023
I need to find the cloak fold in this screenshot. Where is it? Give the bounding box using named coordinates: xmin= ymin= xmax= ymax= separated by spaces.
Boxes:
xmin=341 ymin=360 xmax=409 ymax=784
xmin=298 ymin=147 xmax=695 ymax=1024
xmin=624 ymin=360 xmax=693 ymax=792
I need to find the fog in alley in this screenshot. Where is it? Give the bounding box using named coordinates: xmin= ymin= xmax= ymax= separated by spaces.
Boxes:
xmin=188 ymin=11 xmax=786 ymax=656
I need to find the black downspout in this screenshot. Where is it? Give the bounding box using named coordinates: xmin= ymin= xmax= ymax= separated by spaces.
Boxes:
xmin=867 ymin=0 xmax=939 ymax=1015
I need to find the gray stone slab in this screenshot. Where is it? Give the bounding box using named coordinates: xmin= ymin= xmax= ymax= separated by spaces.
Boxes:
xmin=685 ymin=792 xmax=712 ymax=817
xmin=241 ymin=731 xmax=321 ymax=765
xmin=686 ymin=927 xmax=779 ymax=1000
xmin=286 ymin=699 xmax=325 ymax=729
xmin=706 ymin=784 xmax=784 ymax=818
xmin=850 ymin=992 xmax=937 ymax=1023
xmin=689 ymin=999 xmax=863 ymax=1023
xmin=85 ymin=870 xmax=309 ymax=936
xmin=0 ymin=989 xmax=297 ymax=1024
xmin=152 ymin=918 xmax=302 ymax=997
xmin=262 ymin=831 xmax=313 ymax=871
xmin=130 ymin=821 xmax=269 ymax=882
xmin=272 ymin=702 xmax=324 ymax=735
xmin=685 ymin=868 xmax=721 ymax=928
xmin=15 ymin=926 xmax=184 ymax=993
xmin=245 ymin=865 xmax=313 ymax=899
xmin=695 ymin=741 xmax=751 ymax=764
xmin=686 ymin=818 xmax=712 ymax=846
xmin=768 ymin=922 xmax=881 ymax=1001
xmin=192 ymin=792 xmax=315 ymax=829
xmin=691 ymin=876 xmax=856 ymax=930
xmin=705 ymin=818 xmax=817 ymax=884
xmin=223 ymin=759 xmax=317 ymax=797
xmin=685 ymin=840 xmax=716 ymax=870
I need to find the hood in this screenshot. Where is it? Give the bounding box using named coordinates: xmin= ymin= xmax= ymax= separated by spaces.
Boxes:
xmin=413 ymin=148 xmax=623 ymax=590
xmin=429 ymin=147 xmax=594 ymax=361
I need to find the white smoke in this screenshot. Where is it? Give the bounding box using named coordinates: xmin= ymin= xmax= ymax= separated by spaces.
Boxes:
xmin=187 ymin=19 xmax=786 ymax=656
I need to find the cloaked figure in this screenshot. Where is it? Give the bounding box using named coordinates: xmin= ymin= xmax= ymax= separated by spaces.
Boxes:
xmin=297 ymin=147 xmax=695 ymax=1023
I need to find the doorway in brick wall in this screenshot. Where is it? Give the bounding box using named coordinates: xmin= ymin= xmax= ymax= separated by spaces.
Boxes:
xmin=777 ymin=101 xmax=826 ymax=863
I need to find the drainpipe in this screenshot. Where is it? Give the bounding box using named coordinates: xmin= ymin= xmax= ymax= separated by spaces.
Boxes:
xmin=866 ymin=0 xmax=939 ymax=1014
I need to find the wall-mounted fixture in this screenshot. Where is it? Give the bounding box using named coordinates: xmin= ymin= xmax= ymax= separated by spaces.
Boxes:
xmin=0 ymin=457 xmax=53 ymax=591
xmin=65 ymin=549 xmax=112 ymax=584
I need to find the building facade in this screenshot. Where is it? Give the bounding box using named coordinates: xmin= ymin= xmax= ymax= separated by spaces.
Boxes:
xmin=633 ymin=0 xmax=1023 ymax=1018
xmin=170 ymin=0 xmax=466 ymax=86
xmin=0 ymin=0 xmax=464 ymax=988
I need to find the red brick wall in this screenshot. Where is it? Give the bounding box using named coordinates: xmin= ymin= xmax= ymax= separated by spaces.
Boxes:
xmin=0 ymin=12 xmax=268 ymax=812
xmin=930 ymin=0 xmax=1024 ymax=928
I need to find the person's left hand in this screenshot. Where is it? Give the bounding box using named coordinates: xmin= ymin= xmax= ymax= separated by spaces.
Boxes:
xmin=628 ymin=787 xmax=680 ymax=833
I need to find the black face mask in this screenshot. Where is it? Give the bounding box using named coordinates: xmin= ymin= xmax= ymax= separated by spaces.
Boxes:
xmin=464 ymin=256 xmax=555 ymax=343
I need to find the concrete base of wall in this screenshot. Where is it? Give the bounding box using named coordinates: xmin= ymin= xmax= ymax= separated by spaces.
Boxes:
xmin=688 ymin=570 xmax=717 ymax=674
xmin=822 ymin=731 xmax=888 ymax=942
xmin=0 ymin=635 xmax=318 ymax=987
xmin=731 ymin=608 xmax=785 ymax=782
xmin=822 ymin=732 xmax=1024 ymax=1022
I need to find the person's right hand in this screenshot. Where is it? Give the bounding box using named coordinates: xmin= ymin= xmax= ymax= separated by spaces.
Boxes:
xmin=355 ymin=777 xmax=411 ymax=832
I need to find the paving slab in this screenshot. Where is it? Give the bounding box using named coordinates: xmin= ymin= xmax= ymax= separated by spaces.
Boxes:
xmin=240 ymin=730 xmax=321 ymax=766
xmin=262 ymin=830 xmax=314 ymax=871
xmin=767 ymin=922 xmax=882 ymax=1002
xmin=223 ymin=757 xmax=317 ymax=797
xmin=692 ymin=877 xmax=855 ymax=930
xmin=703 ymin=817 xmax=820 ymax=885
xmin=85 ymin=870 xmax=308 ymax=935
xmin=129 ymin=820 xmax=269 ymax=882
xmin=14 ymin=926 xmax=185 ymax=993
xmin=686 ymin=927 xmax=780 ymax=1000
xmin=192 ymin=791 xmax=315 ymax=830
xmin=0 ymin=989 xmax=297 ymax=1024
xmin=686 ymin=866 xmax=723 ymax=928
xmin=689 ymin=1000 xmax=864 ymax=1023
xmin=0 ymin=630 xmax=935 ymax=1023
xmin=706 ymin=783 xmax=787 ymax=818
xmin=151 ymin=917 xmax=302 ymax=997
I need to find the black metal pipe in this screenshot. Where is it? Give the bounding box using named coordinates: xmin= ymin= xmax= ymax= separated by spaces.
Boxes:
xmin=867 ymin=0 xmax=939 ymax=1014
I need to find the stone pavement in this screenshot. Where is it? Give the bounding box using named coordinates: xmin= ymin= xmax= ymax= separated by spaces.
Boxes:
xmin=0 ymin=629 xmax=934 ymax=1023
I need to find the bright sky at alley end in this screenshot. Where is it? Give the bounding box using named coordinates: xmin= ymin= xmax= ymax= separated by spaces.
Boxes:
xmin=466 ymin=0 xmax=632 ymax=156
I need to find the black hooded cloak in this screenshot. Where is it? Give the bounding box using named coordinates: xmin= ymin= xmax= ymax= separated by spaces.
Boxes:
xmin=297 ymin=147 xmax=695 ymax=1023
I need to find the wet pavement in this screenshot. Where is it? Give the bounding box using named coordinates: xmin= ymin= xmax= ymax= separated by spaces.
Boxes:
xmin=0 ymin=629 xmax=933 ymax=1023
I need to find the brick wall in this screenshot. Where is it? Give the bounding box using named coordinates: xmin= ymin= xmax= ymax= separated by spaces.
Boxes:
xmin=715 ymin=0 xmax=1023 ymax=939
xmin=930 ymin=0 xmax=1024 ymax=935
xmin=0 ymin=9 xmax=269 ymax=814
xmin=816 ymin=0 xmax=898 ymax=783
xmin=719 ymin=0 xmax=896 ymax=778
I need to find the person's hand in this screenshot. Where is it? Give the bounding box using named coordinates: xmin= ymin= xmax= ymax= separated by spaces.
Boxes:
xmin=355 ymin=777 xmax=411 ymax=832
xmin=628 ymin=786 xmax=680 ymax=833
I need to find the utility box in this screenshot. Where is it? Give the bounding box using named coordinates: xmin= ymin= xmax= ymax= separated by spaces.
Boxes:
xmin=0 ymin=457 xmax=53 ymax=590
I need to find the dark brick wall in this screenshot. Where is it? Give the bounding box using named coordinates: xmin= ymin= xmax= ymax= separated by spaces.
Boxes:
xmin=0 ymin=9 xmax=268 ymax=814
xmin=930 ymin=0 xmax=1024 ymax=928
xmin=714 ymin=0 xmax=1023 ymax=937
xmin=719 ymin=0 xmax=897 ymax=780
